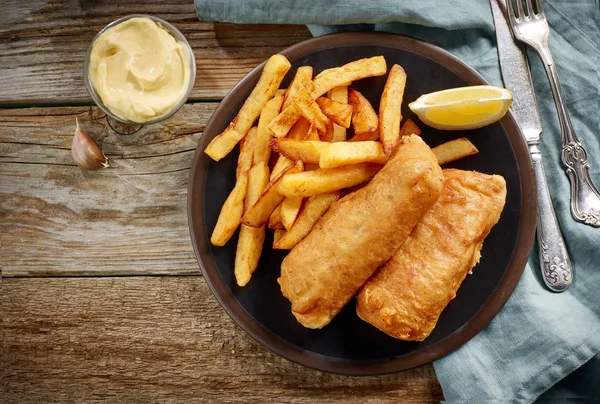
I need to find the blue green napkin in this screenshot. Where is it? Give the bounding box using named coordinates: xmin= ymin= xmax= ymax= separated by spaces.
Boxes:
xmin=195 ymin=1 xmax=600 ymax=402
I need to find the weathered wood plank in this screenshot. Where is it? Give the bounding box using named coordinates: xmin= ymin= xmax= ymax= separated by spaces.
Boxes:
xmin=2 ymin=276 xmax=443 ymax=403
xmin=0 ymin=0 xmax=311 ymax=105
xmin=1 ymin=104 xmax=216 ymax=276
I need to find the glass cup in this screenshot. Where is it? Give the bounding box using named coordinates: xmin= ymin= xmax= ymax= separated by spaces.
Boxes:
xmin=83 ymin=14 xmax=196 ymax=134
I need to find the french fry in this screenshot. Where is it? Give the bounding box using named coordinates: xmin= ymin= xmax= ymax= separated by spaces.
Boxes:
xmin=327 ymin=86 xmax=349 ymax=142
xmin=268 ymin=105 xmax=302 ymax=138
xmin=236 ymin=127 xmax=257 ymax=179
xmin=245 ymin=162 xmax=270 ymax=210
xmin=349 ymin=89 xmax=379 ymax=140
xmin=288 ymin=117 xmax=311 ymax=140
xmin=350 ymin=130 xmax=380 ymax=142
xmin=283 ymin=66 xmax=313 ymax=111
xmin=379 ymin=64 xmax=407 ymax=156
xmin=268 ymin=205 xmax=285 ymax=229
xmin=269 ymin=56 xmax=387 ymax=138
xmin=273 ymin=191 xmax=340 ymax=250
xmin=211 ymin=126 xmax=259 ymax=247
xmin=270 ymin=139 xmax=327 ymax=164
xmin=319 ymin=119 xmax=334 ymax=142
xmin=205 ymin=54 xmax=291 ymax=161
xmin=312 ymin=69 xmax=331 ymax=82
xmin=270 ymin=118 xmax=310 ymax=180
xmin=293 ymin=87 xmax=329 ymax=133
xmin=273 ymin=228 xmax=286 ymax=245
xmin=314 ymin=68 xmax=353 ymax=85
xmin=304 ymin=123 xmax=321 ymax=141
xmin=242 ymin=160 xmax=304 ymax=227
xmin=316 ymin=97 xmax=352 ymax=129
xmin=233 ymin=55 xmax=290 ymax=135
xmin=235 ymin=162 xmax=270 ymax=287
xmin=277 ymin=163 xmax=381 ymax=198
xmin=399 ymin=118 xmax=422 ymax=137
xmin=204 ymin=124 xmax=244 ymax=163
xmin=319 ymin=141 xmax=388 ymax=169
xmin=270 ymin=157 xmax=293 ymax=181
xmin=312 ymin=56 xmax=387 ymax=98
xmin=328 ymin=86 xmax=348 ymax=102
xmin=432 ymin=138 xmax=479 ymax=165
xmin=255 ymin=92 xmax=285 ymax=165
xmin=349 ymin=130 xmax=380 ymax=142
xmin=210 ymin=173 xmax=249 ymax=246
xmin=280 ymin=196 xmax=303 ymax=229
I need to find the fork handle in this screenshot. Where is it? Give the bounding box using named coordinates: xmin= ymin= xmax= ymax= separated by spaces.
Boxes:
xmin=537 ymin=53 xmax=600 ymax=226
xmin=530 ymin=143 xmax=573 ymax=292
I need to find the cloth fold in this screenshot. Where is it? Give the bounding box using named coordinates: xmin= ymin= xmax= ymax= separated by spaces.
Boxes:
xmin=195 ymin=1 xmax=600 ymax=402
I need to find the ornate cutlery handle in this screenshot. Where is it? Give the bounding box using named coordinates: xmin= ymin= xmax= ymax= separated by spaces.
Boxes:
xmin=530 ymin=144 xmax=573 ymax=292
xmin=538 ymin=54 xmax=600 ymax=227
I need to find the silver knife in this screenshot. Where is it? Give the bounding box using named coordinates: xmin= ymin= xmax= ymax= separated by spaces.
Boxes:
xmin=490 ymin=0 xmax=573 ymax=292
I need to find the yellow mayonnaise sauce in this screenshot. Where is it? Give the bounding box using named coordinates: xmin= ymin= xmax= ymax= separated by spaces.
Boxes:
xmin=88 ymin=17 xmax=192 ymax=123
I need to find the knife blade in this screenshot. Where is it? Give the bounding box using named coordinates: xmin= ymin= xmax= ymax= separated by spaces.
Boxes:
xmin=490 ymin=0 xmax=573 ymax=292
xmin=490 ymin=0 xmax=541 ymax=144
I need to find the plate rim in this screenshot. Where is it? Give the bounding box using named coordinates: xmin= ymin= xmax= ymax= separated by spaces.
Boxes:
xmin=187 ymin=31 xmax=537 ymax=375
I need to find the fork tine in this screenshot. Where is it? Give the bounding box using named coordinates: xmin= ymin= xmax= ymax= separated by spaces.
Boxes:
xmin=535 ymin=0 xmax=545 ymax=16
xmin=516 ymin=0 xmax=525 ymax=19
xmin=525 ymin=0 xmax=534 ymax=17
xmin=507 ymin=0 xmax=518 ymax=21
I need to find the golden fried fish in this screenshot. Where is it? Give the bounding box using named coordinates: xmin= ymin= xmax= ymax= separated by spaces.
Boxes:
xmin=356 ymin=169 xmax=507 ymax=341
xmin=278 ymin=135 xmax=444 ymax=329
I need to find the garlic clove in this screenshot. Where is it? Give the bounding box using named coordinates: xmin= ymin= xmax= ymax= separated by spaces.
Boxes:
xmin=71 ymin=118 xmax=109 ymax=171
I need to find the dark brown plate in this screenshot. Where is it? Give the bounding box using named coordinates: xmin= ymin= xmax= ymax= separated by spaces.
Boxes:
xmin=188 ymin=32 xmax=536 ymax=375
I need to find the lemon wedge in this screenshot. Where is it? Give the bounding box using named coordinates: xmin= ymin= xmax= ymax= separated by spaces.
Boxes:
xmin=408 ymin=85 xmax=512 ymax=130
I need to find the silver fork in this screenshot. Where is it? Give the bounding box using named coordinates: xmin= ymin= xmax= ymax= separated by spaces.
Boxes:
xmin=507 ymin=0 xmax=600 ymax=227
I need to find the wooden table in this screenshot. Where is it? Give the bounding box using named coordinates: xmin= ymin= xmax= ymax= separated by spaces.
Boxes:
xmin=1 ymin=1 xmax=443 ymax=401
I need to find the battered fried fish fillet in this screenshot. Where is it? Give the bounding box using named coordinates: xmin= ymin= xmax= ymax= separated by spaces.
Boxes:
xmin=278 ymin=135 xmax=444 ymax=329
xmin=356 ymin=169 xmax=507 ymax=341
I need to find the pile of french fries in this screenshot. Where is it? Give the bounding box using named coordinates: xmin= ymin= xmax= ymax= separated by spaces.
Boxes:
xmin=205 ymin=54 xmax=479 ymax=287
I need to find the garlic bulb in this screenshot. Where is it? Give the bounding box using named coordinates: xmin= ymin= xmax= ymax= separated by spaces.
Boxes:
xmin=71 ymin=118 xmax=109 ymax=170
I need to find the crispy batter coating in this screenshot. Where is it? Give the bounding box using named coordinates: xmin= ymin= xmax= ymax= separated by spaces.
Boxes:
xmin=278 ymin=135 xmax=444 ymax=329
xmin=356 ymin=169 xmax=507 ymax=341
